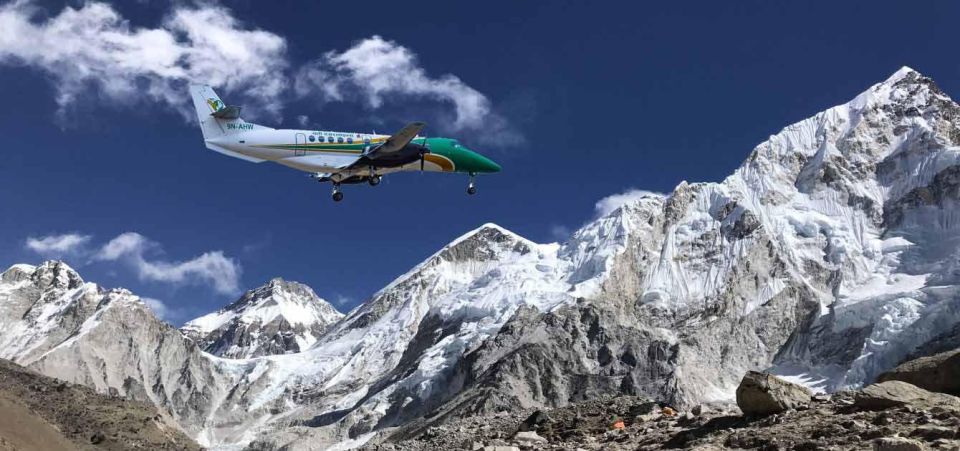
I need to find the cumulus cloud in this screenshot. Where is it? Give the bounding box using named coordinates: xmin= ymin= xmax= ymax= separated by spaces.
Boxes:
xmin=23 ymin=230 xmax=241 ymax=294
xmin=0 ymin=4 xmax=518 ymax=142
xmin=594 ymin=189 xmax=665 ymax=217
xmin=0 ymin=1 xmax=288 ymax=118
xmin=295 ymin=35 xmax=521 ymax=146
xmin=93 ymin=232 xmax=241 ymax=294
xmin=24 ymin=233 xmax=92 ymax=257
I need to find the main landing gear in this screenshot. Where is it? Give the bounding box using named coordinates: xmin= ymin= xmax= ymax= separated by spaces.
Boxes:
xmin=332 ymin=183 xmax=344 ymax=202
xmin=467 ymin=173 xmax=477 ymax=195
xmin=367 ymin=167 xmax=381 ymax=186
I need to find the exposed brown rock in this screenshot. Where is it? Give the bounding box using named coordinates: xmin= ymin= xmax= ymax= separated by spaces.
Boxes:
xmin=855 ymin=381 xmax=960 ymax=411
xmin=880 ymin=349 xmax=960 ymax=396
xmin=0 ymin=359 xmax=200 ymax=451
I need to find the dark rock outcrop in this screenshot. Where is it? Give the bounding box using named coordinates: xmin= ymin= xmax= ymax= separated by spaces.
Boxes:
xmin=879 ymin=348 xmax=960 ymax=396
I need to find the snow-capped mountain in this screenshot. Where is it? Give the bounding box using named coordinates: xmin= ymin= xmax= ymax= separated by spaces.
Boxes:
xmin=182 ymin=278 xmax=343 ymax=358
xmin=0 ymin=261 xmax=233 ymax=436
xmin=2 ymin=67 xmax=959 ymax=450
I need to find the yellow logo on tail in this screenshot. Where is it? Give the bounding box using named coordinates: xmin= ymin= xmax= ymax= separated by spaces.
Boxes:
xmin=206 ymin=98 xmax=225 ymax=112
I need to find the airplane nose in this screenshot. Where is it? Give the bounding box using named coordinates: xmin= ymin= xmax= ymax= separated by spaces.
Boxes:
xmin=479 ymin=154 xmax=502 ymax=173
xmin=458 ymin=147 xmax=502 ymax=173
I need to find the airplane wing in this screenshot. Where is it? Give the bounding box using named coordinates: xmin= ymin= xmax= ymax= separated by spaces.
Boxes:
xmin=364 ymin=122 xmax=425 ymax=159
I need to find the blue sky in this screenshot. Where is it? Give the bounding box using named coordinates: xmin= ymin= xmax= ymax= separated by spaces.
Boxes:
xmin=1 ymin=0 xmax=959 ymax=324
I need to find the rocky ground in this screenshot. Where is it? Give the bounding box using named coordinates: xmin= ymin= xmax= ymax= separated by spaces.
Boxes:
xmin=361 ymin=350 xmax=960 ymax=451
xmin=0 ymin=359 xmax=201 ymax=451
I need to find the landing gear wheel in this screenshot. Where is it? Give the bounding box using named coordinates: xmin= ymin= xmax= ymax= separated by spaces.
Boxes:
xmin=467 ymin=172 xmax=477 ymax=195
xmin=332 ymin=183 xmax=344 ymax=202
xmin=368 ymin=175 xmax=382 ymax=186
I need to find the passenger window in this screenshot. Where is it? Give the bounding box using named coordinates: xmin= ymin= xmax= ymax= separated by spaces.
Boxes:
xmin=347 ymin=137 xmax=353 ymax=144
xmin=364 ymin=138 xmax=371 ymax=145
xmin=308 ymin=135 xmax=315 ymax=142
xmin=327 ymin=136 xmax=334 ymax=143
xmin=337 ymin=137 xmax=344 ymax=143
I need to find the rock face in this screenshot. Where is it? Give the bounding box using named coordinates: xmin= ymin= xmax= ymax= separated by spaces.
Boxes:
xmin=736 ymin=371 xmax=812 ymax=415
xmin=181 ymin=278 xmax=342 ymax=358
xmin=3 ymin=67 xmax=960 ymax=450
xmin=0 ymin=358 xmax=201 ymax=450
xmin=879 ymin=349 xmax=960 ymax=395
xmin=853 ymin=380 xmax=960 ymax=411
xmin=0 ymin=261 xmax=236 ymax=441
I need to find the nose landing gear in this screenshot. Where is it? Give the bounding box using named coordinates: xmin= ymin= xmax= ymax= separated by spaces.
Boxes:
xmin=467 ymin=173 xmax=477 ymax=195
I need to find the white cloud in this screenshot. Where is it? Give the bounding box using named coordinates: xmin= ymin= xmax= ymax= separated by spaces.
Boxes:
xmin=549 ymin=224 xmax=571 ymax=241
xmin=333 ymin=294 xmax=354 ymax=308
xmin=0 ymin=1 xmax=288 ymax=119
xmin=93 ymin=232 xmax=241 ymax=295
xmin=141 ymin=296 xmax=190 ymax=324
xmin=99 ymin=233 xmax=240 ymax=295
xmin=23 ymin=231 xmax=239 ymax=294
xmin=24 ymin=233 xmax=92 ymax=257
xmin=141 ymin=296 xmax=170 ymax=319
xmin=594 ymin=189 xmax=665 ymax=217
xmin=0 ymin=4 xmax=518 ymax=142
xmin=295 ymin=35 xmax=521 ymax=145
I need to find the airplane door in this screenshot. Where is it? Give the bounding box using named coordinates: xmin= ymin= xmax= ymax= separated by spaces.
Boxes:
xmin=295 ymin=133 xmax=307 ymax=156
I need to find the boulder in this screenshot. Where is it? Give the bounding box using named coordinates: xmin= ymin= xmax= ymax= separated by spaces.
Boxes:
xmin=910 ymin=425 xmax=956 ymax=441
xmin=855 ymin=381 xmax=960 ymax=411
xmin=873 ymin=436 xmax=925 ymax=451
xmin=519 ymin=410 xmax=550 ymax=432
xmin=513 ymin=431 xmax=547 ymax=444
xmin=879 ymin=349 xmax=960 ymax=395
xmin=736 ymin=371 xmax=812 ymax=415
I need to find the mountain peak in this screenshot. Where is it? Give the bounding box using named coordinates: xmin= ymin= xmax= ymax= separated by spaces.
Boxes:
xmin=436 ymin=222 xmax=535 ymax=264
xmin=884 ymin=65 xmax=920 ymax=84
xmin=32 ymin=260 xmax=84 ymax=290
xmin=1 ymin=263 xmax=37 ymax=283
xmin=181 ymin=278 xmax=343 ymax=358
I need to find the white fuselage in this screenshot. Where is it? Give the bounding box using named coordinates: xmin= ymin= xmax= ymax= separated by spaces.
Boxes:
xmin=205 ymin=128 xmax=442 ymax=177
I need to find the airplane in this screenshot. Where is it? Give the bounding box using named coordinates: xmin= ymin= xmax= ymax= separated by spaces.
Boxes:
xmin=189 ymin=85 xmax=501 ymax=202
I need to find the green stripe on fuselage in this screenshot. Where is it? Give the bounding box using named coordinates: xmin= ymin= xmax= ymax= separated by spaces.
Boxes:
xmin=252 ymin=137 xmax=500 ymax=173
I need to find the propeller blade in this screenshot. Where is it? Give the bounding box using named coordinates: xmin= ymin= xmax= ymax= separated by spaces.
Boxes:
xmin=420 ymin=153 xmax=425 ymax=171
